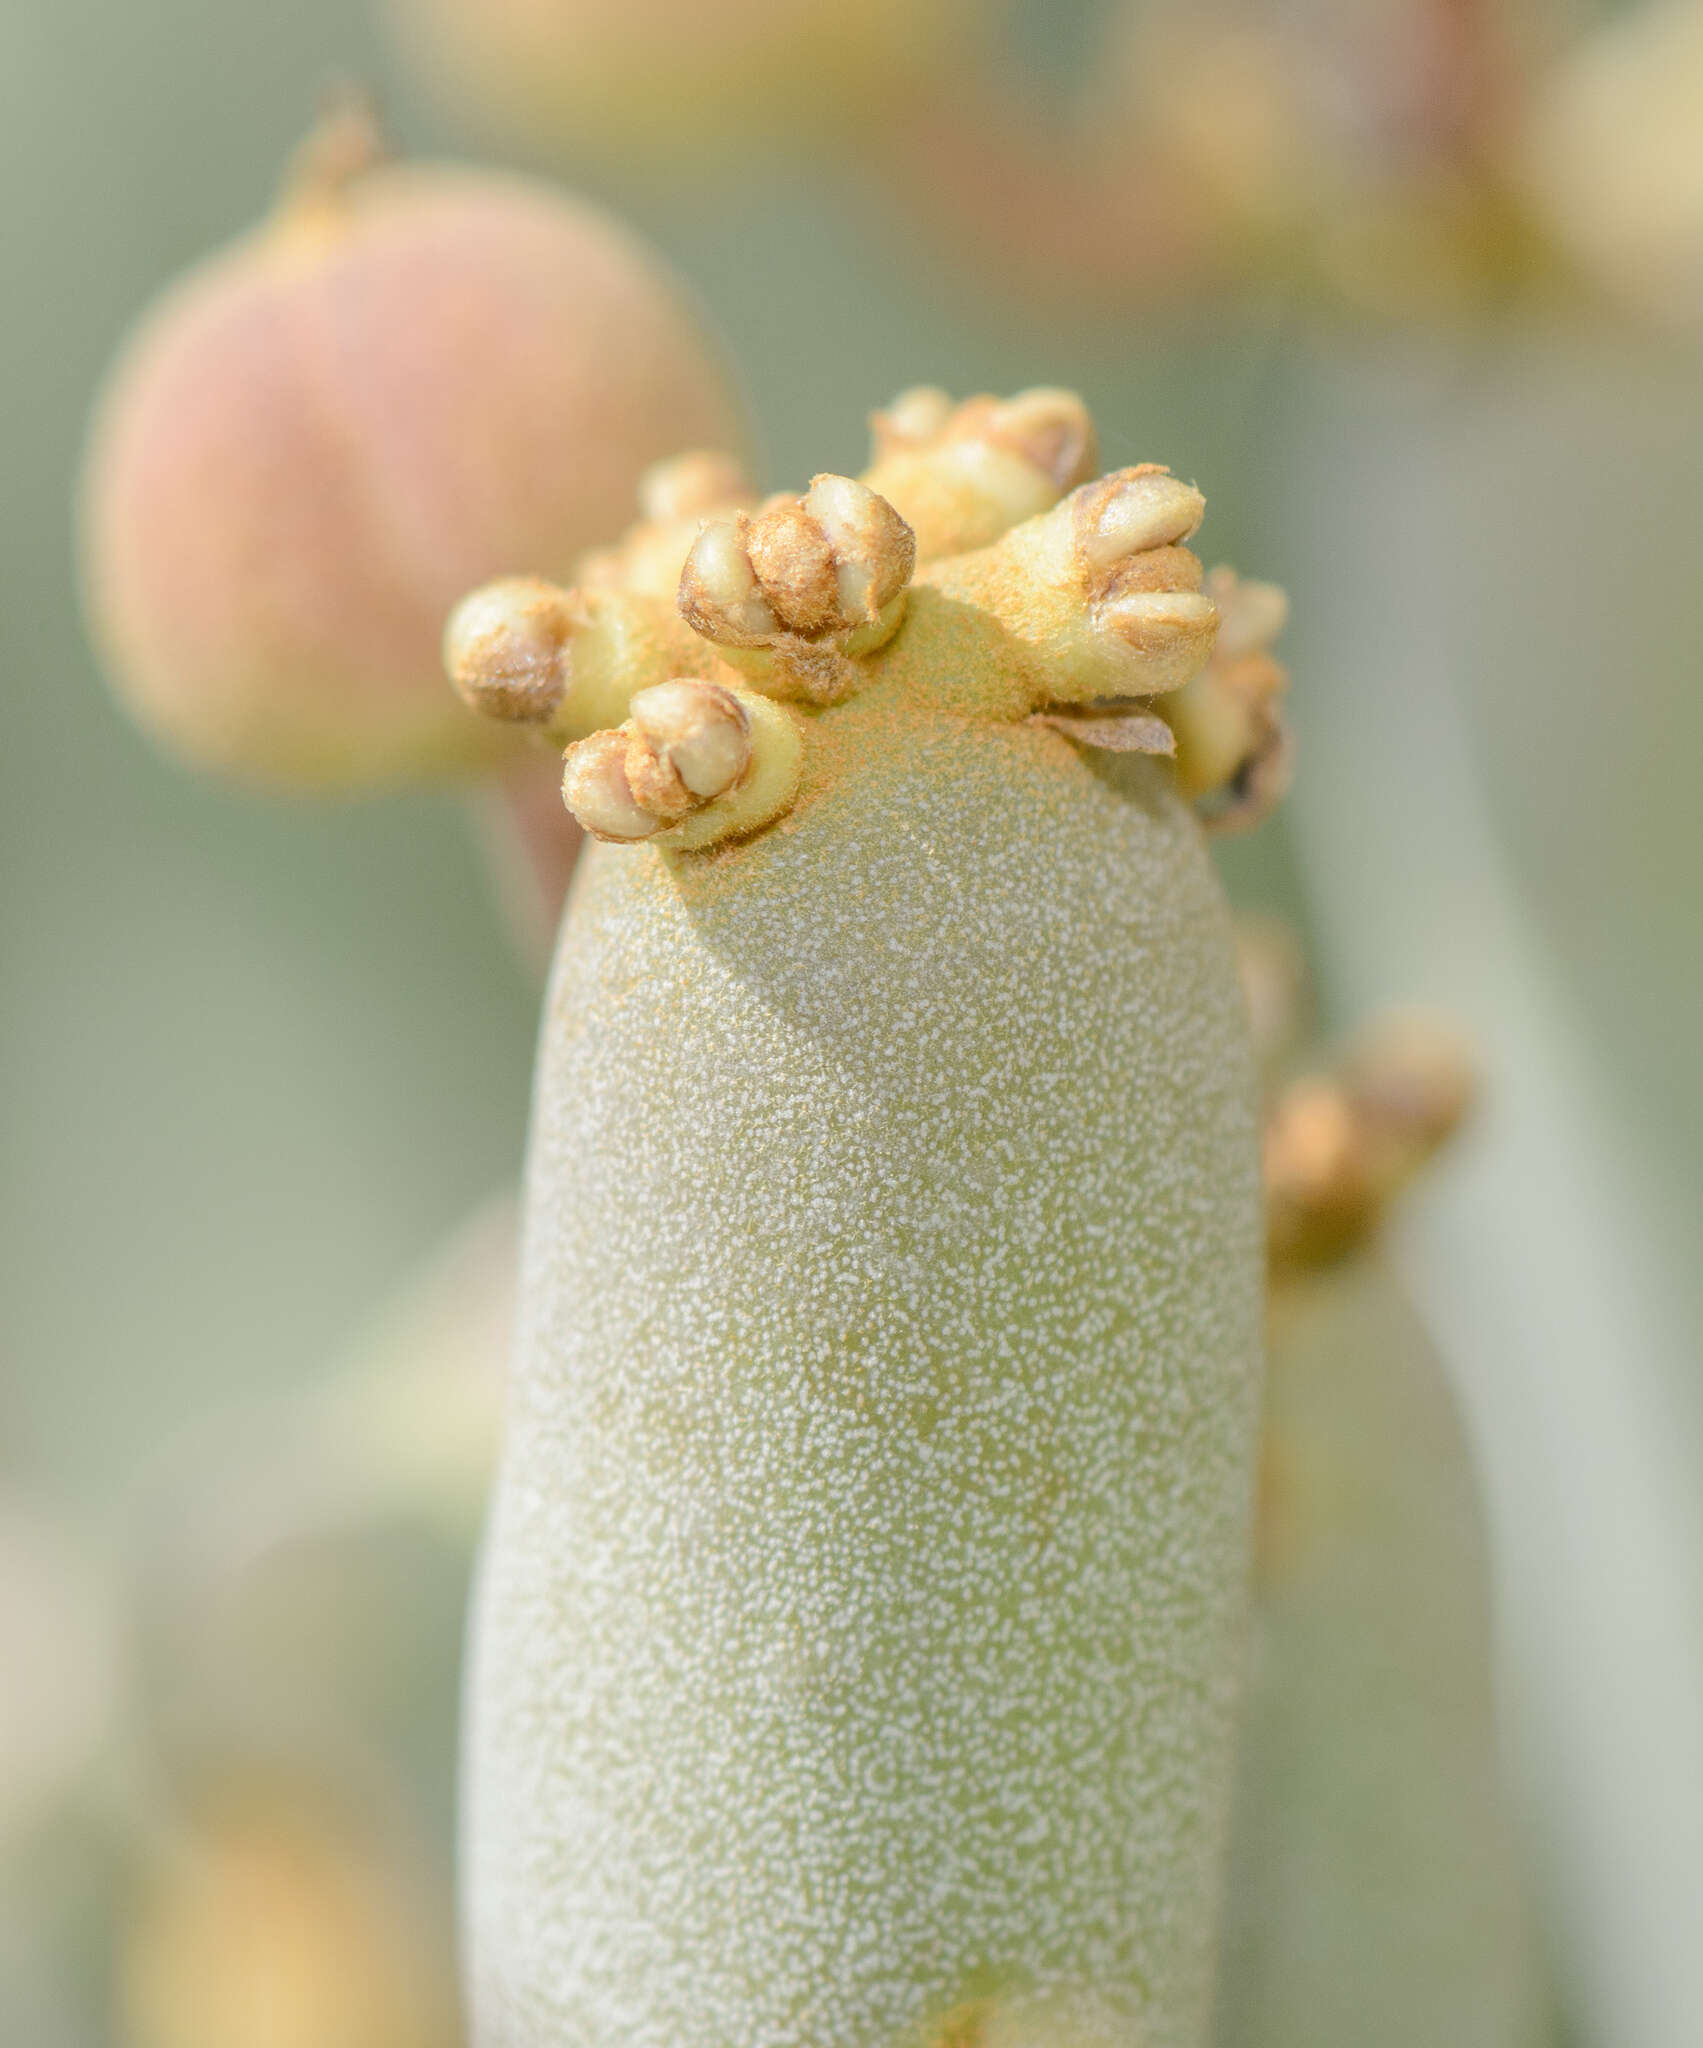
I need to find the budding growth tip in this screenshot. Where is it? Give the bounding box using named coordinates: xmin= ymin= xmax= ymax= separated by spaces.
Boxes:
xmin=1163 ymin=567 xmax=1291 ymax=833
xmin=1265 ymin=1014 xmax=1477 ymax=1272
xmin=443 ymin=578 xmax=575 ymax=725
xmin=440 ymin=386 xmax=1295 ymax=857
xmin=561 ymin=679 xmax=801 ymax=850
xmin=978 ymin=464 xmax=1218 ymax=706
xmin=865 ymin=387 xmax=1100 ymax=558
xmin=679 ymin=475 xmax=916 ymax=701
xmin=637 ymin=450 xmax=753 ymax=526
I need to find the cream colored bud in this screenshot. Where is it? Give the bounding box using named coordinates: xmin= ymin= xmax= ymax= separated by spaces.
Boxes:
xmin=1345 ymin=1014 xmax=1477 ymax=1169
xmin=561 ymin=728 xmax=661 ymax=842
xmin=1264 ymin=1076 xmax=1379 ymax=1268
xmin=679 ymin=517 xmax=779 ymax=642
xmin=1264 ymin=1012 xmax=1475 ymax=1272
xmin=443 ymin=576 xmax=575 ymax=723
xmin=870 ymin=385 xmax=956 ymax=452
xmin=1167 ymin=666 xmax=1262 ymax=801
xmin=1169 ymin=675 xmax=1291 ymax=832
xmin=978 ymin=388 xmax=1098 ymax=492
xmin=679 ymin=483 xmax=914 ymax=701
xmin=1271 ymin=1083 xmax=1363 ymax=1194
xmin=1097 ymin=586 xmax=1218 ymax=641
xmin=654 ymin=687 xmax=804 ymax=850
xmin=935 ymin=465 xmax=1220 ymax=705
xmin=576 ymin=545 xmax=626 ymax=590
xmin=1161 ymin=565 xmax=1292 ymax=831
xmin=1076 ymin=466 xmax=1207 ymax=575
xmin=803 ymin=473 xmax=917 ymax=622
xmin=1212 ymin=571 xmax=1289 ymax=659
xmin=873 ymin=386 xmax=1095 ymax=495
xmin=1095 ymin=588 xmax=1220 ymax=690
xmin=562 ymin=685 xmax=801 ymax=852
xmin=637 ymin=450 xmax=751 ymax=525
xmin=629 ymin=678 xmax=751 ymax=799
xmin=864 ymin=388 xmax=1099 ymax=561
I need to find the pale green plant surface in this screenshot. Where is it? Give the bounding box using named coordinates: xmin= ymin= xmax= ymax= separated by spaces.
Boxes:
xmin=458 ymin=410 xmax=1271 ymax=2048
xmin=471 ymin=751 xmax=1261 ymax=2048
xmin=1219 ymin=1256 xmax=1548 ymax=2048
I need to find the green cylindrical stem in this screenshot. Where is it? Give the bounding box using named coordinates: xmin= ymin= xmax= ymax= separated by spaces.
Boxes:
xmin=1215 ymin=1257 xmax=1549 ymax=2048
xmin=465 ymin=727 xmax=1263 ymax=2048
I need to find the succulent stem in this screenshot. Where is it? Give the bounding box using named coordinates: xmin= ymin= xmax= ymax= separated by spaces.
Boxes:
xmin=455 ymin=387 xmax=1278 ymax=2048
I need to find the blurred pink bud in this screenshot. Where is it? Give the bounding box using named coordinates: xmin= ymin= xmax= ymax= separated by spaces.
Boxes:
xmin=81 ymin=103 xmax=746 ymax=794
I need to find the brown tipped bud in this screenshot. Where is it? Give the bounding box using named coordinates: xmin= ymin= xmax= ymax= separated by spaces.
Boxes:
xmin=1163 ymin=566 xmax=1292 ymax=831
xmin=678 ymin=478 xmax=915 ymax=701
xmin=1074 ymin=466 xmax=1206 ymax=574
xmin=1265 ymin=1013 xmax=1477 ymax=1272
xmin=443 ymin=577 xmax=576 ymax=724
xmin=1344 ymin=1014 xmax=1477 ymax=1176
xmin=870 ymin=385 xmax=957 ymax=452
xmin=1097 ymin=543 xmax=1206 ymax=599
xmin=679 ymin=518 xmax=780 ymax=643
xmin=561 ymin=728 xmax=661 ymax=842
xmin=629 ymin=679 xmax=751 ymax=800
xmin=865 ymin=387 xmax=1099 ymax=561
xmin=1264 ymin=1078 xmax=1380 ymax=1269
xmin=873 ymin=386 xmax=1096 ymax=495
xmin=558 ymin=682 xmax=800 ymax=850
xmin=744 ymin=499 xmax=843 ymax=636
xmin=1214 ymin=572 xmax=1289 ymax=659
xmin=1218 ymin=718 xmax=1293 ymax=833
xmin=968 ymin=388 xmax=1098 ymax=493
xmin=939 ymin=457 xmax=1220 ymax=705
xmin=637 ymin=449 xmax=752 ymax=526
xmin=621 ymin=735 xmax=694 ymax=822
xmin=802 ymin=474 xmax=917 ymax=622
xmin=576 ymin=454 xmax=758 ymax=601
xmin=1096 ymin=588 xmax=1220 ymax=661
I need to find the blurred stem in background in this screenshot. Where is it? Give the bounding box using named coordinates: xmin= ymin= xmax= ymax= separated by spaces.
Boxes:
xmin=1224 ymin=1256 xmax=1550 ymax=2048
xmin=1221 ymin=982 xmax=1552 ymax=2047
xmin=1261 ymin=342 xmax=1703 ymax=2048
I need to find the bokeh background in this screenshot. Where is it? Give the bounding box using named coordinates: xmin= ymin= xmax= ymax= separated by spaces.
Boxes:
xmin=3 ymin=0 xmax=1699 ymax=2043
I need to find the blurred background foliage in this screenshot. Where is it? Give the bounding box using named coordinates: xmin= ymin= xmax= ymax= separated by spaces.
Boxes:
xmin=2 ymin=0 xmax=1699 ymax=2044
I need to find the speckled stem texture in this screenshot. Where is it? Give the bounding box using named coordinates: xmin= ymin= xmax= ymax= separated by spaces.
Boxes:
xmin=465 ymin=727 xmax=1262 ymax=2048
xmin=1216 ymin=1260 xmax=1549 ymax=2048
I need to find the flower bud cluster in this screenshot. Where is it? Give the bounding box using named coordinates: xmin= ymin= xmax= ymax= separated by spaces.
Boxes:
xmin=561 ymin=679 xmax=753 ymax=842
xmin=1265 ymin=1014 xmax=1476 ymax=1271
xmin=679 ymin=474 xmax=917 ymax=700
xmin=1163 ymin=567 xmax=1291 ymax=832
